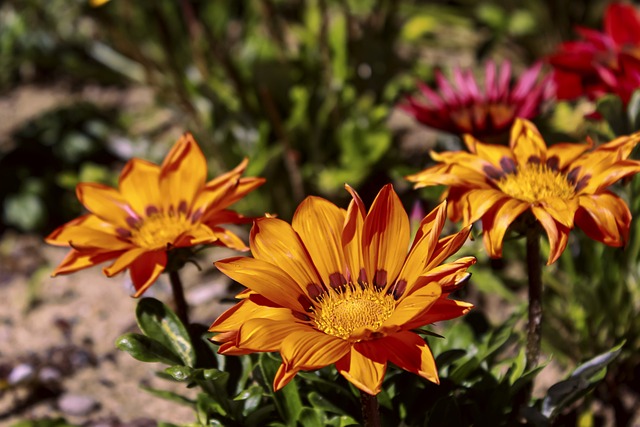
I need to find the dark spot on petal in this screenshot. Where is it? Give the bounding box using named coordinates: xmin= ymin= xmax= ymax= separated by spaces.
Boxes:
xmin=358 ymin=268 xmax=368 ymax=285
xmin=574 ymin=174 xmax=591 ymax=193
xmin=116 ymin=227 xmax=132 ymax=238
xmin=546 ymin=156 xmax=559 ymax=171
xmin=567 ymin=167 xmax=581 ymax=185
xmin=307 ymin=283 xmax=323 ymax=300
xmin=374 ymin=270 xmax=387 ymax=289
xmin=392 ymin=279 xmax=407 ymax=300
xmin=527 ymin=155 xmax=541 ymax=165
xmin=293 ymin=311 xmax=310 ymax=321
xmin=499 ymin=157 xmax=517 ymax=174
xmin=126 ymin=216 xmax=140 ymax=228
xmin=191 ymin=208 xmax=203 ymax=223
xmin=483 ymin=164 xmax=504 ymax=180
xmin=329 ymin=272 xmax=347 ymax=288
xmin=146 ymin=205 xmax=159 ymax=216
xmin=178 ymin=200 xmax=188 ymax=214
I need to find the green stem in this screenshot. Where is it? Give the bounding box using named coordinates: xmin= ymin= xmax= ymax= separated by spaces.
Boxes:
xmin=525 ymin=228 xmax=543 ymax=369
xmin=169 ymin=270 xmax=190 ymax=326
xmin=359 ymin=391 xmax=381 ymax=427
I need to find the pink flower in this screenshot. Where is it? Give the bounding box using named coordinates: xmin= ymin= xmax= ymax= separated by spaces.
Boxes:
xmin=400 ymin=61 xmax=551 ymax=138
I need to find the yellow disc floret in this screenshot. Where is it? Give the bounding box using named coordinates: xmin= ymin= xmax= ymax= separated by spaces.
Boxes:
xmin=312 ymin=283 xmax=396 ymax=341
xmin=130 ymin=212 xmax=193 ymax=249
xmin=496 ymin=163 xmax=575 ymax=203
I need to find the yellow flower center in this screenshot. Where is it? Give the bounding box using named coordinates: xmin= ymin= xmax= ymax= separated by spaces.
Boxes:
xmin=496 ymin=163 xmax=575 ymax=203
xmin=130 ymin=212 xmax=193 ymax=249
xmin=312 ymin=283 xmax=396 ymax=341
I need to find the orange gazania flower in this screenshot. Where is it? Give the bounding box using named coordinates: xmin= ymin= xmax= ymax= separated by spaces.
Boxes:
xmin=209 ymin=184 xmax=474 ymax=395
xmin=46 ymin=133 xmax=265 ymax=297
xmin=406 ymin=118 xmax=640 ymax=264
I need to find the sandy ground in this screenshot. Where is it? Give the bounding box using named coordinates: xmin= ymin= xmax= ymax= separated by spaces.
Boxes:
xmin=0 ymin=233 xmax=238 ymax=426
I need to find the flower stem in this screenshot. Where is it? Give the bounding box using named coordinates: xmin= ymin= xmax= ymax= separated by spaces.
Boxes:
xmin=525 ymin=228 xmax=542 ymax=369
xmin=359 ymin=391 xmax=381 ymax=427
xmin=169 ymin=270 xmax=190 ymax=326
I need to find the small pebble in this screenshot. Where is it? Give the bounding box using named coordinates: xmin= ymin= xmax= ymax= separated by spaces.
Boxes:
xmin=8 ymin=363 xmax=35 ymax=385
xmin=58 ymin=393 xmax=99 ymax=416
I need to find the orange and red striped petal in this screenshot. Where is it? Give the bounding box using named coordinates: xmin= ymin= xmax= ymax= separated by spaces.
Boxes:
xmin=76 ymin=183 xmax=134 ymax=228
xmin=509 ymin=118 xmax=548 ymax=166
xmin=336 ymin=343 xmax=387 ymax=395
xmin=380 ymin=331 xmax=439 ymax=385
xmin=250 ymin=217 xmax=325 ymax=298
xmin=45 ymin=214 xmax=131 ymax=250
xmin=531 ymin=206 xmax=570 ymax=264
xmin=51 ymin=249 xmax=122 ymax=276
xmin=293 ymin=196 xmax=347 ymax=288
xmin=159 ymin=133 xmax=207 ymax=212
xmin=238 ymin=318 xmax=310 ymax=353
xmin=481 ymin=199 xmax=529 ymax=258
xmin=362 ymin=184 xmax=410 ymax=289
xmin=215 ymin=256 xmax=311 ymax=312
xmin=118 ymin=158 xmax=162 ymax=217
xmin=404 ymin=298 xmax=473 ymax=330
xmin=343 ymin=185 xmax=366 ymax=283
xmin=575 ymin=192 xmax=631 ymax=246
xmin=130 ymin=250 xmax=167 ymax=297
xmin=280 ymin=329 xmax=350 ymax=371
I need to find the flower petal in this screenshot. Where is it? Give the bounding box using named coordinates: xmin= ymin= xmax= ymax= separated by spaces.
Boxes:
xmin=215 ymin=256 xmax=311 ymax=312
xmin=130 ymin=250 xmax=167 ymax=297
xmin=531 ymin=206 xmax=570 ymax=265
xmin=575 ymin=192 xmax=631 ymax=247
xmin=118 ymin=158 xmax=162 ymax=217
xmin=51 ymin=249 xmax=122 ymax=276
xmin=159 ymin=133 xmax=207 ymax=212
xmin=382 ymin=282 xmax=441 ymax=329
xmin=280 ymin=329 xmax=350 ymax=371
xmin=336 ymin=343 xmax=387 ymax=395
xmin=381 ymin=331 xmax=439 ymax=384
xmin=239 ymin=318 xmax=311 ymax=353
xmin=103 ymin=247 xmax=149 ymax=277
xmin=292 ymin=196 xmax=347 ymax=288
xmin=343 ymin=185 xmax=366 ymax=283
xmin=395 ymin=201 xmax=447 ymax=292
xmin=45 ymin=214 xmax=131 ymax=250
xmin=405 ymin=298 xmax=473 ymax=329
xmin=250 ymin=217 xmax=325 ymax=298
xmin=362 ymin=184 xmax=410 ymax=289
xmin=509 ymin=119 xmax=548 ymax=166
xmin=76 ymin=183 xmax=134 ymax=228
xmin=481 ymin=198 xmax=529 ymax=258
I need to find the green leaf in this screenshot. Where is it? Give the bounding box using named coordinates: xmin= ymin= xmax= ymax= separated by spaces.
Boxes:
xmin=541 ymin=342 xmax=624 ymax=419
xmin=258 ymin=353 xmax=303 ymax=426
xmin=596 ymin=94 xmax=629 ymax=136
xmin=307 ymin=391 xmax=347 ymax=416
xmin=141 ymin=385 xmax=195 ymax=407
xmin=136 ymin=298 xmax=195 ymax=367
xmin=115 ymin=333 xmax=182 ymax=365
xmin=297 ymin=407 xmax=325 ymax=427
xmin=470 ymin=268 xmax=517 ymax=302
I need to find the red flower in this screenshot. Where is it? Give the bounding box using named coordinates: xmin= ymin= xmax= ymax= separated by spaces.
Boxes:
xmin=548 ymin=2 xmax=640 ymax=104
xmin=400 ymin=61 xmax=551 ymax=138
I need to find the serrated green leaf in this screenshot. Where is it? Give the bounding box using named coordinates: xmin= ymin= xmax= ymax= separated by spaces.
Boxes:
xmin=136 ymin=298 xmax=195 ymax=367
xmin=115 ymin=333 xmax=182 ymax=365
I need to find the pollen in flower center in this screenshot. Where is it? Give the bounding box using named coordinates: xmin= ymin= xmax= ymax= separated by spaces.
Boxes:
xmin=496 ymin=163 xmax=575 ymax=203
xmin=312 ymin=283 xmax=396 ymax=341
xmin=130 ymin=212 xmax=193 ymax=249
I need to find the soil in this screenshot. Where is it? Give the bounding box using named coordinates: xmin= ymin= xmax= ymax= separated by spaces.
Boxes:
xmin=0 ymin=231 xmax=238 ymax=426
